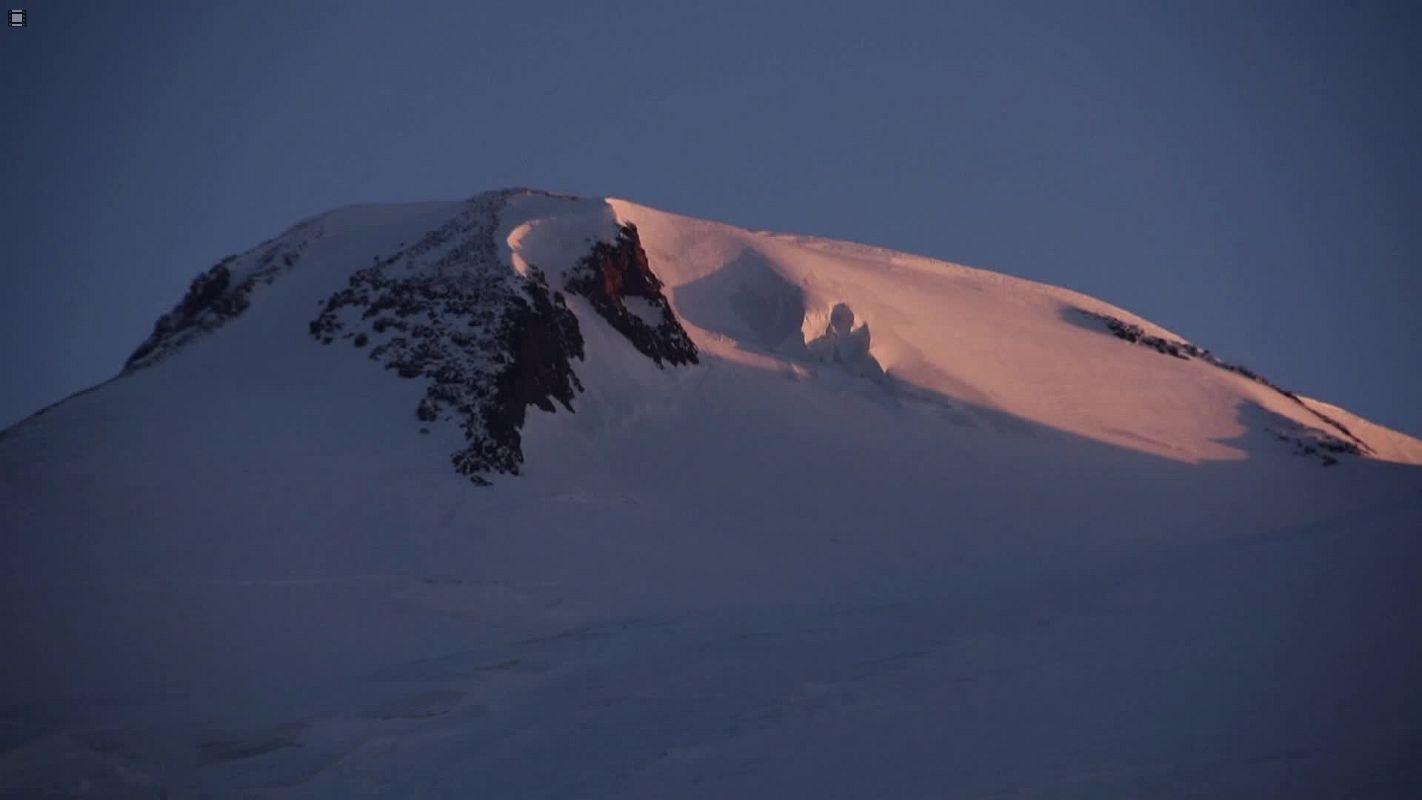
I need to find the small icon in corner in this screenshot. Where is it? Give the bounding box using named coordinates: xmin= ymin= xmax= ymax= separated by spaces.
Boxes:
xmin=7 ymin=9 xmax=24 ymax=27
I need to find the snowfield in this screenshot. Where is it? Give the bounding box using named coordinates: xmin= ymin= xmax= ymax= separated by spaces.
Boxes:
xmin=2 ymin=190 xmax=1420 ymax=798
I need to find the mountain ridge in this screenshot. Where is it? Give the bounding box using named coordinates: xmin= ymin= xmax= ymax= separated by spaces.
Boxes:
xmin=25 ymin=187 xmax=1415 ymax=476
xmin=3 ymin=189 xmax=1420 ymax=797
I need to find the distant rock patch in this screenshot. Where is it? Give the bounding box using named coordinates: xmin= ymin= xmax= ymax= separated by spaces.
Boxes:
xmin=1073 ymin=308 xmax=1372 ymax=461
xmin=126 ymin=233 xmax=311 ymax=369
xmin=1268 ymin=424 xmax=1365 ymax=467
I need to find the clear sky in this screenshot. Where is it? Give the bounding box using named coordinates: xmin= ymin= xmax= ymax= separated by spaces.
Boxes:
xmin=3 ymin=1 xmax=1419 ymax=435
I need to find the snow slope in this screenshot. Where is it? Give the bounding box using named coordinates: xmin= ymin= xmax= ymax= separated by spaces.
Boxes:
xmin=2 ymin=190 xmax=1420 ymax=798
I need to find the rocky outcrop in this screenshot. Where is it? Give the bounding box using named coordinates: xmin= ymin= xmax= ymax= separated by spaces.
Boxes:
xmin=126 ymin=260 xmax=247 ymax=368
xmin=310 ymin=193 xmax=585 ymax=484
xmin=1075 ymin=308 xmax=1373 ymax=460
xmin=126 ymin=230 xmax=310 ymax=370
xmin=1269 ymin=424 xmax=1365 ymax=466
xmin=128 ymin=194 xmax=699 ymax=486
xmin=308 ymin=197 xmax=700 ymax=485
xmin=565 ymin=223 xmax=698 ymax=367
xmin=472 ymin=272 xmax=585 ymax=475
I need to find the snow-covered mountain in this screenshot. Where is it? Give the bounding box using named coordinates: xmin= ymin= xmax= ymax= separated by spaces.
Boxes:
xmin=3 ymin=189 xmax=1420 ymax=798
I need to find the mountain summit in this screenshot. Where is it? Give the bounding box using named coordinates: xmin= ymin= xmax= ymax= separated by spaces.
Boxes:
xmin=3 ymin=190 xmax=1420 ymax=797
xmin=92 ymin=188 xmax=1422 ymax=478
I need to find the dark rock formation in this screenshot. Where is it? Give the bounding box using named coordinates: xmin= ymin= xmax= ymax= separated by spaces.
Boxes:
xmin=1080 ymin=313 xmax=1194 ymax=361
xmin=565 ymin=223 xmax=698 ymax=367
xmin=128 ymin=192 xmax=697 ymax=486
xmin=310 ymin=193 xmax=585 ymax=485
xmin=127 ymin=227 xmax=313 ymax=370
xmin=1269 ymin=426 xmax=1365 ymax=466
xmin=455 ymin=271 xmax=584 ymax=480
xmin=126 ymin=259 xmax=246 ymax=367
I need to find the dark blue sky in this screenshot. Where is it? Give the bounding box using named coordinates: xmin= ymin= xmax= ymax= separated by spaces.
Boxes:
xmin=3 ymin=1 xmax=1419 ymax=434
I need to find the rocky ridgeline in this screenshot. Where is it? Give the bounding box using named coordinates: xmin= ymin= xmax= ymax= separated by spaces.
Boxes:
xmin=308 ymin=192 xmax=582 ymax=483
xmin=123 ymin=191 xmax=698 ymax=486
xmin=125 ymin=221 xmax=317 ymax=369
xmin=310 ymin=197 xmax=696 ymax=484
xmin=1269 ymin=426 xmax=1363 ymax=467
xmin=1075 ymin=308 xmax=1371 ymax=462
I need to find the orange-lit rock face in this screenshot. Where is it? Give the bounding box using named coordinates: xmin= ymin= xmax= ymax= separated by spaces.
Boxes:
xmin=565 ymin=222 xmax=698 ymax=368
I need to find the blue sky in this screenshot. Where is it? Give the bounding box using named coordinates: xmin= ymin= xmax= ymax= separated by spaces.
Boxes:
xmin=3 ymin=1 xmax=1419 ymax=434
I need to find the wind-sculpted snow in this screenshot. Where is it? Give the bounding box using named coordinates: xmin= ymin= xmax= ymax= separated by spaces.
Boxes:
xmin=805 ymin=302 xmax=883 ymax=379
